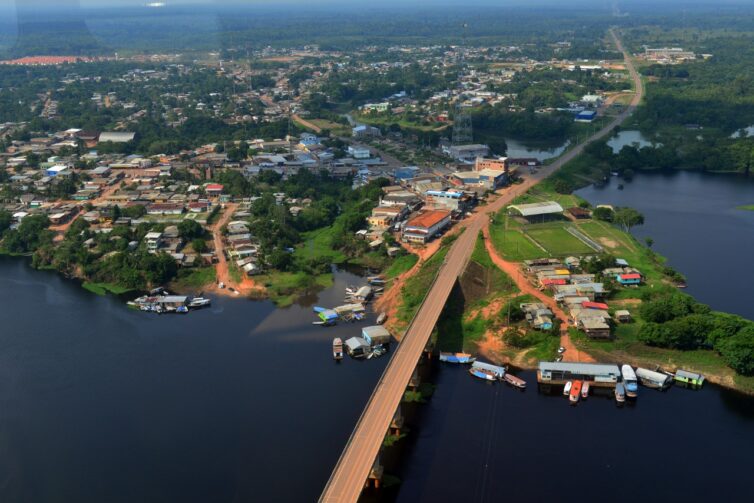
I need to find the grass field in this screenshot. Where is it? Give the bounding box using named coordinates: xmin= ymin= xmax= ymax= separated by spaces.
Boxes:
xmin=82 ymin=282 xmax=133 ymax=296
xmin=256 ymin=271 xmax=334 ymax=307
xmin=294 ymin=226 xmax=347 ymax=264
xmin=384 ymin=253 xmax=419 ymax=279
xmin=396 ymin=246 xmax=449 ymax=327
xmin=170 ymin=267 xmax=217 ymax=292
xmin=489 ymin=217 xmax=544 ymax=261
xmin=525 ymin=225 xmax=595 ymax=256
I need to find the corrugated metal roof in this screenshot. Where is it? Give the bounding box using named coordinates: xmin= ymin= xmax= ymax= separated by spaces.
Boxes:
xmin=539 ymin=362 xmax=620 ymax=375
xmin=509 ymin=201 xmax=564 ymax=217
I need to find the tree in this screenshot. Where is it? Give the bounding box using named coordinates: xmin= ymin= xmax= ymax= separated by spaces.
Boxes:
xmin=719 ymin=326 xmax=754 ymax=375
xmin=614 ymin=207 xmax=645 ymax=232
xmin=191 ymin=238 xmax=207 ymax=253
xmin=645 ymin=237 xmax=654 ymax=248
xmin=592 ymin=206 xmax=614 ymax=222
xmin=0 ymin=210 xmax=11 ymax=235
xmin=178 ymin=219 xmax=204 ymax=240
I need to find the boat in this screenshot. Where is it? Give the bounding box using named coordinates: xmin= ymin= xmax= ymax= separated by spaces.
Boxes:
xmin=439 ymin=352 xmax=476 ymax=364
xmin=581 ymin=381 xmax=590 ymax=399
xmin=376 ymin=312 xmax=387 ymax=325
xmin=313 ymin=306 xmax=327 ymax=313
xmin=188 ymin=297 xmax=211 ymax=308
xmin=333 ymin=338 xmax=344 ymax=361
xmin=621 ymin=364 xmax=639 ymax=397
xmin=563 ymin=381 xmax=572 ymax=396
xmin=636 ymin=367 xmax=673 ymax=390
xmin=471 ymin=361 xmax=505 ymax=379
xmin=674 ymin=369 xmax=705 ymax=387
xmin=503 ymin=373 xmax=527 ymax=389
xmin=176 ymin=305 xmax=189 ymax=314
xmin=469 ymin=368 xmax=498 ymax=381
xmin=615 ymin=382 xmax=626 ymax=403
xmin=570 ymin=380 xmax=582 ymax=404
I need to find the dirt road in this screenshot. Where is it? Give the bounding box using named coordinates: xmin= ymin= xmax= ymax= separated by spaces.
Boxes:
xmin=206 ymin=203 xmax=259 ymax=297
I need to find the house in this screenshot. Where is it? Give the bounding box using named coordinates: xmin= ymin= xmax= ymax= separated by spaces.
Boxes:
xmin=352 ymin=125 xmax=381 ymax=138
xmin=567 ymin=207 xmax=591 ymax=219
xmin=580 ymin=318 xmax=612 ymax=339
xmin=393 ymin=166 xmax=419 ymax=181
xmin=368 ymin=206 xmax=403 ymax=228
xmin=402 ymin=210 xmax=451 ymax=244
xmin=347 ymin=146 xmax=370 ymax=159
xmin=361 ymin=326 xmax=391 ymax=346
xmin=46 ymin=165 xmax=70 ymax=177
xmin=147 ymin=203 xmax=184 ymax=215
xmin=614 ymin=310 xmax=632 ymax=323
xmin=452 ymin=168 xmax=507 ymax=190
xmin=345 ymin=337 xmax=371 ymax=358
xmin=424 ymin=190 xmax=474 ymax=213
xmin=205 ymin=184 xmax=224 ymax=197
xmin=474 ymin=157 xmax=508 ymax=172
xmin=145 ymin=232 xmax=163 ymax=251
xmin=616 ymin=273 xmax=642 ymax=286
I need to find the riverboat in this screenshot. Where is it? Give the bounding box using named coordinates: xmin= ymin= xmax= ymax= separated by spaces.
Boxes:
xmin=621 ymin=364 xmax=639 ymax=397
xmin=376 ymin=312 xmax=387 ymax=325
xmin=469 ymin=368 xmax=497 ymax=381
xmin=615 ymin=382 xmax=626 ymax=403
xmin=333 ymin=338 xmax=344 ymax=361
xmin=563 ymin=381 xmax=572 ymax=396
xmin=188 ymin=297 xmax=211 ymax=308
xmin=439 ymin=352 xmax=476 ymax=364
xmin=570 ymin=380 xmax=582 ymax=404
xmin=503 ymin=373 xmax=527 ymax=389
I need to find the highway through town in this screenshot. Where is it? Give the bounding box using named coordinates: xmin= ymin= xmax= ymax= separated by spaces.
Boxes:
xmin=319 ymin=29 xmax=643 ymax=503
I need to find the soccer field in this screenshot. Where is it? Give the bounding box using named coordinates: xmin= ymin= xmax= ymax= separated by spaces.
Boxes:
xmin=524 ymin=225 xmax=595 ymax=256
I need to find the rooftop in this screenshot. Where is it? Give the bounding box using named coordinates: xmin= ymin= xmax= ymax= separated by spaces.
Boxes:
xmin=509 ymin=201 xmax=564 ymax=217
xmin=406 ymin=210 xmax=451 ymax=229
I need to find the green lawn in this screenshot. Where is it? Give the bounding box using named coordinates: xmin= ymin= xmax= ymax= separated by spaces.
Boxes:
xmin=82 ymin=282 xmax=134 ymax=296
xmin=525 ymin=225 xmax=595 ymax=256
xmin=489 ymin=217 xmax=544 ymax=261
xmin=385 ymin=253 xmax=419 ymax=279
xmin=294 ymin=226 xmax=347 ymax=264
xmin=256 ymin=270 xmax=334 ymax=307
xmin=170 ymin=267 xmax=217 ymax=291
xmin=396 ymin=247 xmax=449 ymax=327
xmin=736 ymin=204 xmax=754 ymax=211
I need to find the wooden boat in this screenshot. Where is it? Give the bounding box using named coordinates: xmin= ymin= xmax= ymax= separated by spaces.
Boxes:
xmin=332 ymin=338 xmax=344 ymax=361
xmin=503 ymin=373 xmax=527 ymax=389
xmin=581 ymin=381 xmax=590 ymax=399
xmin=615 ymin=382 xmax=626 ymax=403
xmin=376 ymin=312 xmax=387 ymax=325
xmin=469 ymin=368 xmax=497 ymax=381
xmin=439 ymin=352 xmax=476 ymax=364
xmin=188 ymin=297 xmax=211 ymax=308
xmin=570 ymin=380 xmax=582 ymax=404
xmin=563 ymin=381 xmax=572 ymax=396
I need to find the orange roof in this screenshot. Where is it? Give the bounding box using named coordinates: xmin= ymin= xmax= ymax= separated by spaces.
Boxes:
xmin=406 ymin=210 xmax=451 ymax=229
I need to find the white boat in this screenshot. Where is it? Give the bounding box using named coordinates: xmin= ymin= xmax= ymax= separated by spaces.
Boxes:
xmin=636 ymin=367 xmax=673 ymax=390
xmin=581 ymin=381 xmax=590 ymax=399
xmin=563 ymin=381 xmax=572 ymax=396
xmin=621 ymin=364 xmax=639 ymax=397
xmin=471 ymin=361 xmax=505 ymax=379
xmin=615 ymin=382 xmax=626 ymax=403
xmin=439 ymin=352 xmax=476 ymax=364
xmin=333 ymin=338 xmax=344 ymax=361
xmin=376 ymin=312 xmax=387 ymax=325
xmin=188 ymin=297 xmax=211 ymax=308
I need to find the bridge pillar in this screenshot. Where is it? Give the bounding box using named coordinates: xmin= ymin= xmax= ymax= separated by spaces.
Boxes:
xmin=389 ymin=404 xmax=404 ymax=437
xmin=408 ymin=368 xmax=421 ymax=390
xmin=365 ymin=454 xmax=384 ymax=489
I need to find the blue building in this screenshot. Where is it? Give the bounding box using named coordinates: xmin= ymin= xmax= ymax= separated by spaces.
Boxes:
xmin=575 ymin=110 xmax=597 ymax=123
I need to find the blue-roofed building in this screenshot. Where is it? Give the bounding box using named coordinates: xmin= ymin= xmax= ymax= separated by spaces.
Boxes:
xmin=575 ymin=110 xmax=597 ymax=122
xmin=393 ymin=166 xmax=419 ymax=181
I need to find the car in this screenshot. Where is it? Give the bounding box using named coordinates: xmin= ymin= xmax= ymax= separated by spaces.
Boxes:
xmin=557 ymin=347 xmax=566 ymax=354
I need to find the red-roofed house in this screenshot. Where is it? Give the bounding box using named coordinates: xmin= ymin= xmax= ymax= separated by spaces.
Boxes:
xmin=582 ymin=301 xmax=609 ymax=310
xmin=616 ymin=273 xmax=642 ymax=285
xmin=205 ymin=184 xmax=224 ymax=197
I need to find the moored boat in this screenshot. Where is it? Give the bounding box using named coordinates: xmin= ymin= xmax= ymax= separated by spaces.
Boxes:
xmin=674 ymin=369 xmax=705 ymax=387
xmin=439 ymin=352 xmax=476 ymax=364
xmin=581 ymin=381 xmax=590 ymax=399
xmin=636 ymin=367 xmax=673 ymax=390
xmin=188 ymin=297 xmax=211 ymax=308
xmin=469 ymin=368 xmax=497 ymax=381
xmin=563 ymin=381 xmax=572 ymax=396
xmin=570 ymin=380 xmax=582 ymax=404
xmin=471 ymin=361 xmax=505 ymax=379
xmin=503 ymin=373 xmax=527 ymax=389
xmin=376 ymin=312 xmax=387 ymax=325
xmin=615 ymin=382 xmax=626 ymax=403
xmin=333 ymin=338 xmax=344 ymax=361
xmin=621 ymin=364 xmax=639 ymax=397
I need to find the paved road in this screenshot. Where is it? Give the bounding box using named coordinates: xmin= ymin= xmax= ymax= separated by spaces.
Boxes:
xmin=319 ymin=30 xmax=642 ymax=503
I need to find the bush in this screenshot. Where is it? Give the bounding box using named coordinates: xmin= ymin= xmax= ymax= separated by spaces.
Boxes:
xmin=719 ymin=326 xmax=754 ymax=375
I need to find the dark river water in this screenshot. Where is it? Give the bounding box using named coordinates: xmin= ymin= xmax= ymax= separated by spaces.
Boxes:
xmin=0 ymin=259 xmax=388 ymax=502
xmin=576 ymin=170 xmax=754 ymax=320
xmin=393 ymin=169 xmax=754 ymax=502
xmin=1 ymin=171 xmax=753 ymax=503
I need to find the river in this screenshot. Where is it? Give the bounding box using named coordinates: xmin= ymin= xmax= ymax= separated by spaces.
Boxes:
xmin=576 ymin=170 xmax=754 ymax=320
xmin=504 ymin=137 xmax=569 ymax=161
xmin=0 ymin=258 xmax=389 ymax=502
xmin=392 ymin=168 xmax=754 ymax=502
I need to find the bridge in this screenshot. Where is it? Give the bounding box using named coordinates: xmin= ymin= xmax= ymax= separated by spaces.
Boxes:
xmin=319 ymin=29 xmax=642 ymax=503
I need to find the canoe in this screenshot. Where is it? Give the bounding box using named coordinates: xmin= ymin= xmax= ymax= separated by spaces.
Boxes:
xmin=503 ymin=373 xmax=527 ymax=389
